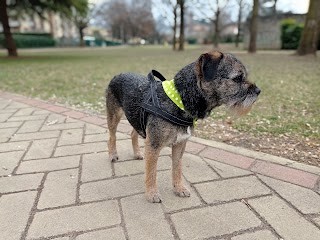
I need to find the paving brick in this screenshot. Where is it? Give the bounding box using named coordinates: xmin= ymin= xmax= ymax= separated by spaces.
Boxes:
xmin=81 ymin=152 xmax=112 ymax=182
xmin=24 ymin=138 xmax=57 ymax=160
xmin=0 ymin=113 xmax=14 ymax=122
xmin=157 ymin=171 xmax=202 ymax=212
xmin=55 ymin=142 xmax=107 ymax=157
xmin=62 ymin=110 xmax=88 ymax=119
xmin=0 ymin=191 xmax=37 ymax=240
xmin=81 ymin=116 xmax=107 ymax=125
xmin=0 ymin=151 xmax=24 ymax=176
xmin=0 ymin=173 xmax=43 ymax=193
xmin=121 ymin=194 xmax=174 ymax=240
xmin=10 ymin=131 xmax=60 ymax=141
xmin=114 ymin=156 xmax=171 ymax=176
xmin=84 ymin=132 xmax=107 ymax=143
xmin=204 ymin=158 xmax=252 ymax=178
xmin=8 ymin=114 xmax=47 ymax=122
xmin=76 ymin=227 xmax=126 ymax=240
xmin=32 ymin=109 xmax=50 ymax=115
xmin=80 ymin=175 xmax=144 ymax=202
xmin=46 ymin=105 xmax=68 ymax=113
xmin=182 ymin=153 xmax=219 ymax=183
xmin=0 ymin=128 xmax=17 ymax=142
xmin=58 ymin=128 xmax=83 ymax=146
xmin=85 ymin=123 xmax=106 ymax=134
xmin=114 ymin=139 xmax=144 ymax=161
xmin=171 ymin=202 xmax=261 ymax=240
xmin=27 ymin=200 xmax=121 ymax=239
xmin=195 ymin=176 xmax=271 ymax=203
xmin=0 ymin=121 xmax=23 ymax=129
xmin=6 ymin=102 xmax=29 ymax=109
xmin=200 ymin=147 xmax=255 ymax=169
xmin=46 ymin=113 xmax=66 ymax=124
xmin=18 ymin=120 xmax=45 ymax=133
xmin=13 ymin=107 xmax=35 ymax=116
xmin=259 ymin=175 xmax=320 ymax=214
xmin=0 ymin=99 xmax=10 ymax=109
xmin=251 ymin=160 xmax=319 ymax=188
xmin=41 ymin=122 xmax=84 ymax=131
xmin=185 ymin=141 xmax=206 ymax=155
xmin=117 ymin=122 xmax=132 ymax=133
xmin=38 ymin=169 xmax=78 ymax=209
xmin=17 ymin=156 xmax=80 ymax=174
xmin=249 ymin=196 xmax=320 ymax=240
xmin=0 ymin=108 xmax=16 ymax=113
xmin=231 ymin=230 xmax=278 ymax=240
xmin=0 ymin=141 xmax=29 ymax=153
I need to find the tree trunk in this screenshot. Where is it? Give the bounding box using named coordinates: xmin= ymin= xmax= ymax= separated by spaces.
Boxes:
xmin=213 ymin=8 xmax=220 ymax=48
xmin=0 ymin=0 xmax=18 ymax=57
xmin=178 ymin=0 xmax=184 ymax=51
xmin=173 ymin=3 xmax=177 ymax=50
xmin=235 ymin=0 xmax=243 ymax=48
xmin=296 ymin=0 xmax=320 ymax=56
xmin=79 ymin=27 xmax=85 ymax=47
xmin=248 ymin=0 xmax=259 ymax=53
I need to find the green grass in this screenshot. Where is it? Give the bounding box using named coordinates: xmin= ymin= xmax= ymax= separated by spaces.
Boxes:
xmin=0 ymin=45 xmax=319 ymax=141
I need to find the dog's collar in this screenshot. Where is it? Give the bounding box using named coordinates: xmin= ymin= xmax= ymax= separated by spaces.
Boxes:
xmin=162 ymin=80 xmax=185 ymax=111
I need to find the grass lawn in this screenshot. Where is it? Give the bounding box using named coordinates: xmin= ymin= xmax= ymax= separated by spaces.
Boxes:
xmin=0 ymin=45 xmax=319 ymax=164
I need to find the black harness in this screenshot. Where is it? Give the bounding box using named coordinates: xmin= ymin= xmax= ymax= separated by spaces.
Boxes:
xmin=139 ymin=70 xmax=194 ymax=137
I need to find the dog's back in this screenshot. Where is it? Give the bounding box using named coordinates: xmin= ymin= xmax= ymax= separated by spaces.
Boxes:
xmin=106 ymin=72 xmax=149 ymax=136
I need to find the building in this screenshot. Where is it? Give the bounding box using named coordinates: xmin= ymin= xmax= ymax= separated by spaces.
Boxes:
xmin=243 ymin=13 xmax=305 ymax=50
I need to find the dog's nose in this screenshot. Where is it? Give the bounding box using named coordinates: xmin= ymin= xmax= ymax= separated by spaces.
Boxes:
xmin=255 ymin=87 xmax=261 ymax=95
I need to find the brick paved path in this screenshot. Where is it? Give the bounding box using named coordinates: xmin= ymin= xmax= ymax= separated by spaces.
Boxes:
xmin=0 ymin=92 xmax=320 ymax=240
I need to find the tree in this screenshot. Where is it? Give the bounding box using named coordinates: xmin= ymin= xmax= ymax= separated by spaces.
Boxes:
xmin=73 ymin=0 xmax=90 ymax=47
xmin=0 ymin=0 xmax=88 ymax=57
xmin=173 ymin=1 xmax=178 ymax=50
xmin=248 ymin=0 xmax=259 ymax=53
xmin=195 ymin=0 xmax=230 ymax=48
xmin=296 ymin=0 xmax=320 ymax=56
xmin=235 ymin=0 xmax=245 ymax=47
xmin=178 ymin=0 xmax=185 ymax=51
xmin=0 ymin=0 xmax=17 ymax=57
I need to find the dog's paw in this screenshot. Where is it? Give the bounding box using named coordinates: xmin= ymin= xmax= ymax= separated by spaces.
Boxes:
xmin=145 ymin=190 xmax=162 ymax=203
xmin=135 ymin=152 xmax=144 ymax=160
xmin=109 ymin=153 xmax=119 ymax=162
xmin=174 ymin=185 xmax=191 ymax=198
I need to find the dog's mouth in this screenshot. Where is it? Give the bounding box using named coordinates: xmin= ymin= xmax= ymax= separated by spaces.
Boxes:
xmin=226 ymin=89 xmax=260 ymax=116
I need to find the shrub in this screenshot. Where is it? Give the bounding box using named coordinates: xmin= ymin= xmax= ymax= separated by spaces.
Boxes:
xmin=281 ymin=19 xmax=303 ymax=49
xmin=0 ymin=33 xmax=55 ymax=48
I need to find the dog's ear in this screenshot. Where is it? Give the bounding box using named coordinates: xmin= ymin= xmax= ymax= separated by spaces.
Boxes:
xmin=197 ymin=51 xmax=223 ymax=81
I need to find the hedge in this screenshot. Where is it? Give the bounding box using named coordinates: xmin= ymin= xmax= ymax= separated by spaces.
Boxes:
xmin=0 ymin=33 xmax=55 ymax=48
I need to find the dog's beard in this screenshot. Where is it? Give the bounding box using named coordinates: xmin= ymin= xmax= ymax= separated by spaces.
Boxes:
xmin=227 ymin=94 xmax=257 ymax=116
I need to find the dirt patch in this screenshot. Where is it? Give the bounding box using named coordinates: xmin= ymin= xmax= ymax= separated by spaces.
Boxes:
xmin=194 ymin=119 xmax=320 ymax=167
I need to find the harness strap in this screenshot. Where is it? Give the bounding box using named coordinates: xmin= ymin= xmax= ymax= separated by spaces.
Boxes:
xmin=142 ymin=70 xmax=194 ymax=128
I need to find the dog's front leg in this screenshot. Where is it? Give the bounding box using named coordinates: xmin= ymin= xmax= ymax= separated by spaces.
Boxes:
xmin=172 ymin=140 xmax=190 ymax=197
xmin=144 ymin=135 xmax=162 ymax=203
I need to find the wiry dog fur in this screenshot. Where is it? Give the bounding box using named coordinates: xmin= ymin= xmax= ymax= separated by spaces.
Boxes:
xmin=106 ymin=51 xmax=260 ymax=203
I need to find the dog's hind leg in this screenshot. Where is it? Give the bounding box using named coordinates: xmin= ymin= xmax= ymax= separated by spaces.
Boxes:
xmin=106 ymin=89 xmax=123 ymax=162
xmin=131 ymin=129 xmax=143 ymax=160
xmin=172 ymin=140 xmax=190 ymax=197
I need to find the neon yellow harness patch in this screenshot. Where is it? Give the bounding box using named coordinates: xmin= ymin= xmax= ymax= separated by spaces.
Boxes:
xmin=162 ymin=79 xmax=197 ymax=127
xmin=162 ymin=79 xmax=185 ymax=111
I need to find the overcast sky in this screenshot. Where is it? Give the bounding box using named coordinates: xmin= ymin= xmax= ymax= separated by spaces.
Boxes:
xmin=89 ymin=0 xmax=309 ymax=13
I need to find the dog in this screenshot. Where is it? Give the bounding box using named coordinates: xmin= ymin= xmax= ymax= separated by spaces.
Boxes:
xmin=106 ymin=51 xmax=260 ymax=203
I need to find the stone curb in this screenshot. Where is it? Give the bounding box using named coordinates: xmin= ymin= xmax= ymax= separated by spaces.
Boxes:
xmin=1 ymin=91 xmax=319 ymax=190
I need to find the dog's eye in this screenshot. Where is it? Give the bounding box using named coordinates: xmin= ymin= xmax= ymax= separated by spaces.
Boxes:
xmin=233 ymin=75 xmax=243 ymax=83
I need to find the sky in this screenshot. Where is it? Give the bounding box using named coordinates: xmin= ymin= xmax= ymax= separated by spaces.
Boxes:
xmin=89 ymin=0 xmax=309 ymax=14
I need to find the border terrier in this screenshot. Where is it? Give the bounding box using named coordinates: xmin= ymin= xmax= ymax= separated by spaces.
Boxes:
xmin=106 ymin=51 xmax=260 ymax=203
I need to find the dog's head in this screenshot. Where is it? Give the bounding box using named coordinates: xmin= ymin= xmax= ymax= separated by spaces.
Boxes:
xmin=195 ymin=51 xmax=260 ymax=116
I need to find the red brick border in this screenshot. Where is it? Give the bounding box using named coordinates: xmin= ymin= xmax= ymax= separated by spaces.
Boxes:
xmin=1 ymin=91 xmax=319 ymax=189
